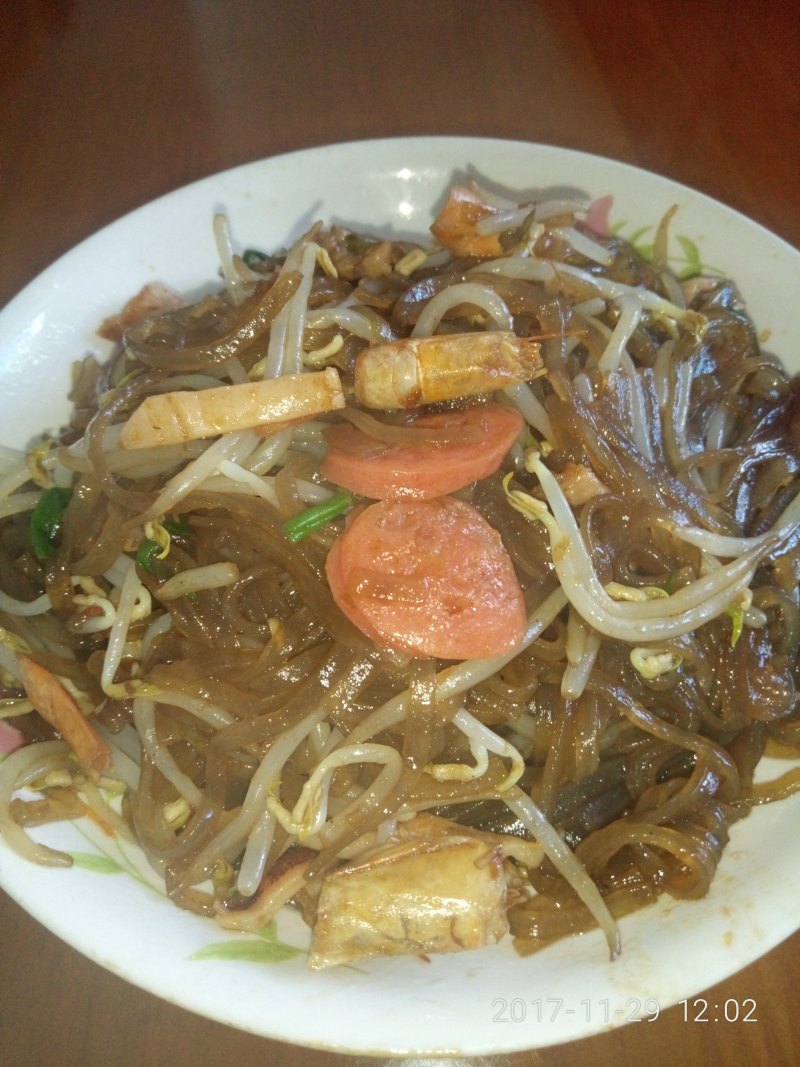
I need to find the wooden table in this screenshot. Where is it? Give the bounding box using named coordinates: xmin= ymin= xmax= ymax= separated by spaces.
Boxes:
xmin=1 ymin=3 xmax=798 ymax=1064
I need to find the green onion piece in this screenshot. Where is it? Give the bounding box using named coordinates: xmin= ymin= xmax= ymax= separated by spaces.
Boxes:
xmin=726 ymin=604 xmax=744 ymax=648
xmin=163 ymin=521 xmax=192 ymax=539
xmin=136 ymin=539 xmax=163 ymax=574
xmin=281 ymin=490 xmax=356 ymax=543
xmin=30 ymin=487 xmax=72 ymax=560
xmin=242 ymin=248 xmax=269 ymax=267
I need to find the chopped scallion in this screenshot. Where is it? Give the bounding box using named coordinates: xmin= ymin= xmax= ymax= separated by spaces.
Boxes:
xmin=281 ymin=490 xmax=356 ymax=543
xmin=242 ymin=248 xmax=269 ymax=268
xmin=30 ymin=487 xmax=72 ymax=560
xmin=163 ymin=521 xmax=192 ymax=539
xmin=136 ymin=539 xmax=164 ymax=574
xmin=726 ymin=604 xmax=744 ymax=647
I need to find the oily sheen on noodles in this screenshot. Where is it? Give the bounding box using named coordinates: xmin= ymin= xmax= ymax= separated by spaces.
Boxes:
xmin=0 ymin=177 xmax=799 ymax=968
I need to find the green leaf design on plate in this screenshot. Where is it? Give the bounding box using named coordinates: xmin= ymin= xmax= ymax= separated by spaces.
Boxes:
xmin=190 ymin=918 xmax=303 ymax=964
xmin=69 ymin=851 xmax=125 ymax=874
xmin=609 ymin=208 xmax=721 ymax=278
xmin=610 ymin=221 xmax=654 ymax=260
xmin=66 ymin=828 xmax=165 ymax=896
xmin=190 ymin=936 xmax=304 ymax=964
xmin=255 ymin=920 xmax=284 ymax=941
xmin=626 ymin=224 xmax=653 ymax=246
xmin=676 ymin=234 xmax=702 ymax=272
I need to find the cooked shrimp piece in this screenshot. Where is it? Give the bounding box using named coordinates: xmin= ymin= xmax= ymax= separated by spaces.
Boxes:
xmin=354 ymin=331 xmax=542 ymax=409
xmin=430 ymin=184 xmax=509 ymax=257
xmin=97 ymin=282 xmax=187 ymax=342
xmin=325 ymin=495 xmax=526 ymax=659
xmin=119 ymin=367 xmax=345 ymax=449
xmin=17 ymin=656 xmax=111 ymax=781
xmin=308 ymin=815 xmax=509 ymax=968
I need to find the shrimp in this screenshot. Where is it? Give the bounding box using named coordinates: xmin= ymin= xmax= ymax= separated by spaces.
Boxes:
xmin=119 ymin=367 xmax=345 ymax=449
xmin=430 ymin=184 xmax=509 ymax=257
xmin=353 ymin=330 xmax=542 ymax=410
xmin=97 ymin=282 xmax=187 ymax=342
xmin=17 ymin=656 xmax=111 ymax=781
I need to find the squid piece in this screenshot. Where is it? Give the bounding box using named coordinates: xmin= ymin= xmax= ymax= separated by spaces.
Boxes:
xmin=353 ymin=331 xmax=542 ymax=410
xmin=119 ymin=367 xmax=345 ymax=449
xmin=308 ymin=814 xmax=513 ymax=969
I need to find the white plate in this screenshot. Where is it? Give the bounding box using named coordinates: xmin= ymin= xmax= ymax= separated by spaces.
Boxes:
xmin=1 ymin=138 xmax=799 ymax=1056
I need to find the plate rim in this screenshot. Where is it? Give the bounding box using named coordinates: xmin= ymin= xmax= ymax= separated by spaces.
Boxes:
xmin=1 ymin=135 xmax=799 ymax=1056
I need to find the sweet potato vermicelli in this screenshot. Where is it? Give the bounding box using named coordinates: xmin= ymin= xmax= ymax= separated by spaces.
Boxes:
xmin=1 ymin=180 xmax=798 ymax=967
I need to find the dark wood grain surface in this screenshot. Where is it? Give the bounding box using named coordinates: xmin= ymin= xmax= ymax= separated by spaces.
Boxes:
xmin=1 ymin=3 xmax=798 ymax=1065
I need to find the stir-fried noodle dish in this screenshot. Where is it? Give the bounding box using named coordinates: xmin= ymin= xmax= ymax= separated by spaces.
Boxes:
xmin=1 ymin=180 xmax=799 ymax=968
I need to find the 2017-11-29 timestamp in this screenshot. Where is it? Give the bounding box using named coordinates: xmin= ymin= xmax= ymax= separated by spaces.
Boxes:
xmin=490 ymin=997 xmax=759 ymax=1025
xmin=491 ymin=997 xmax=662 ymax=1023
xmin=680 ymin=998 xmax=758 ymax=1022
